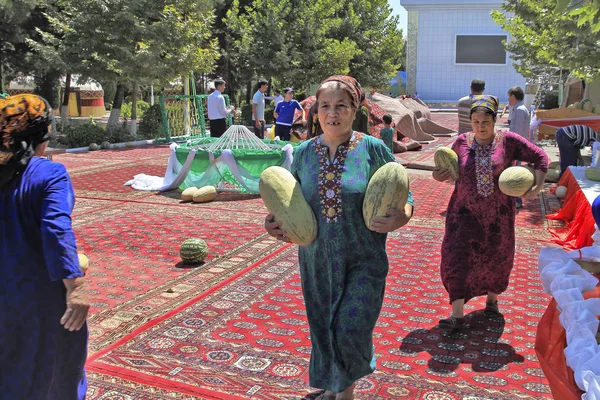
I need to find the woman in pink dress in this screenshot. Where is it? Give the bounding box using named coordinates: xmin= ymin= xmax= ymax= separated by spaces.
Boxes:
xmin=432 ymin=95 xmax=548 ymax=329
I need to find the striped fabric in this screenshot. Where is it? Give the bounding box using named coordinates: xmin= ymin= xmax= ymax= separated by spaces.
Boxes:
xmin=562 ymin=125 xmax=599 ymax=147
xmin=457 ymin=95 xmax=472 ymax=134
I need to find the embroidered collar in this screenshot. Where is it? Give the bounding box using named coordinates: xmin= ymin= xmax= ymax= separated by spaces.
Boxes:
xmin=466 ymin=130 xmax=504 ymax=149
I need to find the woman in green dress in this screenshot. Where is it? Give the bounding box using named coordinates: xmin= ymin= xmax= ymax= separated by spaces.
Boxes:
xmin=265 ymin=75 xmax=414 ymax=400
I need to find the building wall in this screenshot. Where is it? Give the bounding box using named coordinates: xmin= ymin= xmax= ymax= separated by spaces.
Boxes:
xmin=402 ymin=2 xmax=525 ymax=103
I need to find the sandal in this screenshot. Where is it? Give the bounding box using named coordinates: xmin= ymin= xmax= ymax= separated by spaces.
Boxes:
xmin=302 ymin=390 xmax=325 ymax=400
xmin=484 ymin=301 xmax=501 ymax=317
xmin=438 ymin=316 xmax=465 ymax=330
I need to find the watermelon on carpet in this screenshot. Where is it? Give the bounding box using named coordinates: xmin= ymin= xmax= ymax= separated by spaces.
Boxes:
xmin=180 ymin=238 xmax=209 ymax=263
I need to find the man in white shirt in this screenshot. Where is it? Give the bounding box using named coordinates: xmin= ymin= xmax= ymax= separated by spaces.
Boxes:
xmin=252 ymin=79 xmax=269 ymax=138
xmin=508 ymin=86 xmax=531 ymax=209
xmin=207 ymin=79 xmax=234 ymax=138
xmin=266 ymin=89 xmax=284 ymax=109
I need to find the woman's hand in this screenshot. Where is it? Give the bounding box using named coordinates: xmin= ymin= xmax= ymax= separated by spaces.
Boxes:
xmin=61 ymin=277 xmax=90 ymax=331
xmin=265 ymin=214 xmax=292 ymax=243
xmin=432 ymin=167 xmax=455 ymax=183
xmin=369 ymin=206 xmax=412 ymax=233
xmin=522 ymin=169 xmax=547 ymax=199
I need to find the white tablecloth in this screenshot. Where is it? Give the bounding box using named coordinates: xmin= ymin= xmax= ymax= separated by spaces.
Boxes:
xmin=568 ymin=166 xmax=600 ymax=206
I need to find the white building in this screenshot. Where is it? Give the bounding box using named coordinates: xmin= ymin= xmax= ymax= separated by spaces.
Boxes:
xmin=400 ymin=0 xmax=525 ymax=103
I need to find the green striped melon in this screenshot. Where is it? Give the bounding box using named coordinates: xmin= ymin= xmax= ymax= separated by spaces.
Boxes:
xmin=499 ymin=166 xmax=535 ymax=197
xmin=363 ymin=162 xmax=409 ymax=230
xmin=259 ymin=166 xmax=317 ymax=246
xmin=192 ymin=186 xmax=218 ymax=203
xmin=434 ymin=147 xmax=459 ymax=181
xmin=181 ymin=187 xmax=198 ymax=202
xmin=180 ymin=238 xmax=209 ymax=263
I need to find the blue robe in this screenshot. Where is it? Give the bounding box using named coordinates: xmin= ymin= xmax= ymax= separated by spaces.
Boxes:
xmin=0 ymin=157 xmax=88 ymax=399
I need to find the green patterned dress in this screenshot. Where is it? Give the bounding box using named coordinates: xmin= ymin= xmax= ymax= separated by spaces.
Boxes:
xmin=291 ymin=132 xmax=414 ymax=392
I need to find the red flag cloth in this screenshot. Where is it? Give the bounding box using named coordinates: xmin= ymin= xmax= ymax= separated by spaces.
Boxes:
xmin=547 ymin=168 xmax=596 ymax=250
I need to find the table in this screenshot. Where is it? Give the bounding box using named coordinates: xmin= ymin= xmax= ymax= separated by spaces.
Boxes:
xmin=547 ymin=166 xmax=600 ymax=250
xmin=44 ymin=147 xmax=66 ymax=161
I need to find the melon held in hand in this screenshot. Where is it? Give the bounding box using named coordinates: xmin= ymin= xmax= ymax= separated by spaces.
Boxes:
xmin=434 ymin=147 xmax=459 ymax=181
xmin=180 ymin=238 xmax=209 ymax=264
xmin=499 ymin=166 xmax=535 ymax=197
xmin=363 ymin=162 xmax=409 ymax=230
xmin=259 ymin=166 xmax=317 ymax=246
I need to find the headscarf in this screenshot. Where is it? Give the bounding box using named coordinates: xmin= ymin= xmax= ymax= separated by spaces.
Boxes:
xmin=0 ymin=94 xmax=53 ymax=188
xmin=471 ymin=95 xmax=499 ymax=115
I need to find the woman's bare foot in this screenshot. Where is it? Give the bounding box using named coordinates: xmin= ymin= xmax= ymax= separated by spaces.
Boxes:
xmin=336 ymin=383 xmax=356 ymax=400
xmin=315 ymin=390 xmax=336 ymax=400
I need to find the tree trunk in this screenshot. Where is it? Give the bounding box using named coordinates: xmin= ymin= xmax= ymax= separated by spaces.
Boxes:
xmin=246 ymin=81 xmax=252 ymax=104
xmin=130 ymin=81 xmax=138 ymax=137
xmin=0 ymin=52 xmax=5 ymax=94
xmin=60 ymin=73 xmax=71 ymax=125
xmin=34 ymin=71 xmax=60 ymax=109
xmin=107 ymin=83 xmax=125 ymax=133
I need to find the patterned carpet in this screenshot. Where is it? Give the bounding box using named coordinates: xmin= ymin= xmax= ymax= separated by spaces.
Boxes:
xmin=49 ymin=116 xmax=558 ymax=399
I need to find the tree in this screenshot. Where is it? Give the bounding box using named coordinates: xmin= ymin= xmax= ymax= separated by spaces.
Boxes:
xmin=54 ymin=0 xmax=219 ymax=135
xmin=492 ymin=0 xmax=600 ymax=81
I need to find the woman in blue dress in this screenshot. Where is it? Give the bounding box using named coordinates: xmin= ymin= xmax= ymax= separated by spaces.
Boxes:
xmin=0 ymin=94 xmax=89 ymax=399
xmin=265 ymin=76 xmax=414 ymax=400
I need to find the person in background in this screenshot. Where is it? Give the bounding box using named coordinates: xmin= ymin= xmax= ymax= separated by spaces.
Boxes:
xmin=207 ymin=79 xmax=235 ymax=138
xmin=379 ymin=114 xmax=395 ymax=153
xmin=0 ymin=94 xmax=90 ymax=399
xmin=252 ymin=79 xmax=269 ymax=138
xmin=507 ymin=86 xmax=532 ymax=209
xmin=352 ymin=94 xmax=370 ymax=135
xmin=432 ymin=95 xmax=548 ymax=330
xmin=457 ymin=79 xmax=485 ymax=134
xmin=266 ymin=89 xmax=284 ymax=110
xmin=556 ymin=125 xmax=599 ymax=179
xmin=273 ymin=88 xmax=305 ymax=141
xmin=265 ymin=75 xmax=414 ymax=400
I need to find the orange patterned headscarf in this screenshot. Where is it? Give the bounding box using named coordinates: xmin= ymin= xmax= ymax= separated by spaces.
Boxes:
xmin=0 ymin=94 xmax=53 ymax=187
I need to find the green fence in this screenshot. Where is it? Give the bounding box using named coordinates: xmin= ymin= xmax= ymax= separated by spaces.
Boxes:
xmin=159 ymin=94 xmax=232 ymax=141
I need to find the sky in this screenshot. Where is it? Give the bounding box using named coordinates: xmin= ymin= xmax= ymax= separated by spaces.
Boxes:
xmin=389 ymin=0 xmax=409 ymax=36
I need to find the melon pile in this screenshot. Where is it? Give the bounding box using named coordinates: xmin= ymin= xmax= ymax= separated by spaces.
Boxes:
xmin=568 ymin=99 xmax=600 ymax=114
xmin=180 ymin=238 xmax=209 ymax=264
xmin=181 ymin=186 xmax=218 ymax=203
xmin=259 ymin=166 xmax=317 ymax=245
xmin=363 ymin=162 xmax=410 ymax=230
xmin=499 ymin=166 xmax=535 ymax=197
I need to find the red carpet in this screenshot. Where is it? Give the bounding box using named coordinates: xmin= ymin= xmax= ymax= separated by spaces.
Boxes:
xmin=54 ymin=140 xmax=556 ymax=399
xmin=87 ymin=231 xmax=552 ymax=399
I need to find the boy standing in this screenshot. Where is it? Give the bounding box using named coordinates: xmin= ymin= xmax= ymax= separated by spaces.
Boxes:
xmin=252 ymin=79 xmax=269 ymax=138
xmin=273 ymin=88 xmax=305 ymax=141
xmin=379 ymin=114 xmax=395 ymax=153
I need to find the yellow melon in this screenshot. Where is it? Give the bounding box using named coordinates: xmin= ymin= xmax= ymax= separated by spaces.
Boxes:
xmin=499 ymin=166 xmax=535 ymax=197
xmin=78 ymin=253 xmax=89 ymax=274
xmin=181 ymin=187 xmax=198 ymax=202
xmin=434 ymin=147 xmax=459 ymax=181
xmin=192 ymin=186 xmax=218 ymax=203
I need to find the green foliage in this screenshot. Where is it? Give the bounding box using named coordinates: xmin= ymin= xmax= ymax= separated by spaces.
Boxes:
xmin=62 ymin=120 xmax=106 ymax=148
xmin=492 ymin=0 xmax=600 ymax=81
xmin=138 ymin=104 xmax=163 ymax=139
xmin=106 ymin=121 xmax=136 ymax=143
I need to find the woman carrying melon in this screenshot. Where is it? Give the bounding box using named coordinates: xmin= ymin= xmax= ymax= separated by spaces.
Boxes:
xmin=265 ymin=75 xmax=414 ymax=400
xmin=432 ymin=95 xmax=548 ymax=329
xmin=0 ymin=95 xmax=89 ymax=398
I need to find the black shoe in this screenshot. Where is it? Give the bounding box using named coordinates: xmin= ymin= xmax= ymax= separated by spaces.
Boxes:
xmin=484 ymin=301 xmax=501 ymax=317
xmin=438 ymin=316 xmax=465 ymax=330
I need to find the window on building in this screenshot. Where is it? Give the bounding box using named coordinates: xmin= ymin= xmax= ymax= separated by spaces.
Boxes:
xmin=455 ymin=35 xmax=507 ymax=65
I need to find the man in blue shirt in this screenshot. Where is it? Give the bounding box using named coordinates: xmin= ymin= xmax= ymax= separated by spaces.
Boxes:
xmin=252 ymin=79 xmax=269 ymax=138
xmin=273 ymin=88 xmax=305 ymax=141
